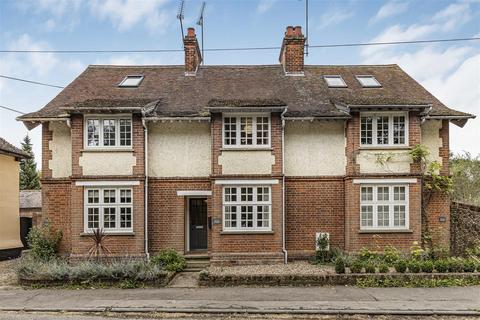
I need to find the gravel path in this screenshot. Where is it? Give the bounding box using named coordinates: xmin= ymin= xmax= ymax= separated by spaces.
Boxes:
xmin=208 ymin=261 xmax=334 ymax=276
xmin=0 ymin=259 xmax=19 ymax=288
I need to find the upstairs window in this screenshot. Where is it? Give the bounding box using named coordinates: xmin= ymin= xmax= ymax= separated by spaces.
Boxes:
xmin=85 ymin=116 xmax=132 ymax=148
xmin=324 ymin=75 xmax=347 ymax=88
xmin=356 ymin=75 xmax=381 ymax=87
xmin=360 ymin=112 xmax=408 ymax=147
xmin=223 ymin=115 xmax=270 ymax=148
xmin=118 ymin=75 xmax=144 ymax=87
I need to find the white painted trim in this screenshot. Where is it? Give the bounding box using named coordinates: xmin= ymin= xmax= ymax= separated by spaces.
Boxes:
xmin=177 ymin=190 xmax=212 ymax=196
xmin=215 ymin=179 xmax=279 ymax=185
xmin=76 ymin=180 xmax=140 ymax=186
xmin=84 ymin=114 xmax=133 ymax=149
xmin=353 ymin=178 xmax=417 ymax=184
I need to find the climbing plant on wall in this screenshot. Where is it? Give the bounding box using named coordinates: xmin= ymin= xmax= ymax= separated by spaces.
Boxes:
xmin=410 ymin=144 xmax=453 ymax=249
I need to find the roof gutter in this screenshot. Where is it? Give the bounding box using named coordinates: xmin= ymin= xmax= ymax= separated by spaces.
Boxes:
xmin=283 ymin=116 xmax=350 ymax=121
xmin=145 ymin=117 xmax=211 ymax=122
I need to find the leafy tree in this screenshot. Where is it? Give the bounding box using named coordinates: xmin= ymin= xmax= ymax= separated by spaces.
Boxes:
xmin=20 ymin=135 xmax=40 ymax=190
xmin=450 ymin=152 xmax=480 ymax=206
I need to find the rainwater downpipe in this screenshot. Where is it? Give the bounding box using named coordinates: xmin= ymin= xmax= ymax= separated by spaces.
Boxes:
xmin=142 ymin=118 xmax=150 ymax=260
xmin=281 ymin=108 xmax=288 ymax=264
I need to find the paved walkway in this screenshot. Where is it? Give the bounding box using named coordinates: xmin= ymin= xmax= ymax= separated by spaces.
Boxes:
xmin=0 ymin=286 xmax=479 ymax=315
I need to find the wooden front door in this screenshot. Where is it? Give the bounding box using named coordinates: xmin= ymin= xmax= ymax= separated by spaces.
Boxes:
xmin=189 ymin=198 xmax=207 ymax=251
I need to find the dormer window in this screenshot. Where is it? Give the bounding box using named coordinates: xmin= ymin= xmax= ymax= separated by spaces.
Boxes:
xmin=118 ymin=75 xmax=144 ymax=87
xmin=356 ymin=75 xmax=381 ymax=88
xmin=324 ymin=75 xmax=347 ymax=88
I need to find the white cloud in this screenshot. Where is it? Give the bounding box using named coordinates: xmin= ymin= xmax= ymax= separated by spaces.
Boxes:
xmin=432 ymin=2 xmax=471 ymax=31
xmin=44 ymin=19 xmax=56 ymax=31
xmin=370 ymin=1 xmax=409 ymax=23
xmin=317 ymin=9 xmax=353 ymax=29
xmin=89 ymin=0 xmax=173 ymax=32
xmin=256 ymin=0 xmax=277 ymax=14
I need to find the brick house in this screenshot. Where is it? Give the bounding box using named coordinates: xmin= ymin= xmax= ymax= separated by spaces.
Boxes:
xmin=18 ymin=26 xmax=475 ymax=264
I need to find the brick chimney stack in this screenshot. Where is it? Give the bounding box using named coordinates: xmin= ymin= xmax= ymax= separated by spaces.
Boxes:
xmin=279 ymin=26 xmax=305 ymax=75
xmin=183 ymin=27 xmax=202 ymax=76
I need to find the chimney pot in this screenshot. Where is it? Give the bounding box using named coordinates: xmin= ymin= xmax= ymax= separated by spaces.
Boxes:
xmin=187 ymin=27 xmax=196 ymax=37
xmin=286 ymin=26 xmax=294 ymax=36
xmin=294 ymin=26 xmax=302 ymax=35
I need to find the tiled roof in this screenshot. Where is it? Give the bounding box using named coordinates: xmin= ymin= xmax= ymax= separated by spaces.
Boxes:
xmin=18 ymin=64 xmax=474 ymax=120
xmin=0 ymin=138 xmax=29 ymax=158
xmin=19 ymin=190 xmax=42 ymax=209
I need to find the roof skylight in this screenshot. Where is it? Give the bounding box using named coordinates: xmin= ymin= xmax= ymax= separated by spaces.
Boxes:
xmin=118 ymin=75 xmax=144 ymax=87
xmin=324 ymin=75 xmax=347 ymax=88
xmin=356 ymin=75 xmax=381 ymax=87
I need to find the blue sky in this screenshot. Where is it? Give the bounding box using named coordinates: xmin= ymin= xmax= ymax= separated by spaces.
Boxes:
xmin=0 ymin=0 xmax=479 ymax=166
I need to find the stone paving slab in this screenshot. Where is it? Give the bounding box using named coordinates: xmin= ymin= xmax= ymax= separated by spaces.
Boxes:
xmin=0 ymin=286 xmax=479 ymax=315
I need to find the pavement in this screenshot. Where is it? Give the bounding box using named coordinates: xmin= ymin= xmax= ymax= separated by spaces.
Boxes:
xmin=0 ymin=286 xmax=479 ymax=316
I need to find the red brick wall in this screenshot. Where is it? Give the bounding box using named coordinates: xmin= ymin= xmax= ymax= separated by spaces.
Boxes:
xmin=42 ymin=123 xmax=53 ymax=179
xmin=285 ymin=177 xmax=345 ymax=258
xmin=41 ymin=180 xmax=71 ymax=253
xmin=424 ymin=119 xmax=451 ymax=249
xmin=148 ymin=178 xmax=211 ymax=254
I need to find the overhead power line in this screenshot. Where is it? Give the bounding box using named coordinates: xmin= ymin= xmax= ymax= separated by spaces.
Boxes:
xmin=0 ymin=75 xmax=65 ymax=89
xmin=0 ymin=105 xmax=26 ymax=114
xmin=0 ymin=37 xmax=478 ymax=54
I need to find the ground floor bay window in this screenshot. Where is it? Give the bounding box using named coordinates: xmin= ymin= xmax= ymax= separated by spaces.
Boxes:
xmin=84 ymin=187 xmax=133 ymax=233
xmin=360 ymin=184 xmax=409 ymax=230
xmin=223 ymin=186 xmax=272 ymax=231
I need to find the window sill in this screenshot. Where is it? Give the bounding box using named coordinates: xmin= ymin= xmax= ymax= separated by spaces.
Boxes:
xmin=359 ymin=229 xmax=412 ymax=234
xmin=221 ymin=147 xmax=273 ymax=152
xmin=359 ymin=146 xmax=411 ymax=151
xmin=220 ymin=231 xmax=274 ymax=235
xmin=81 ymin=148 xmax=134 ymax=153
xmin=80 ymin=232 xmax=135 ymax=236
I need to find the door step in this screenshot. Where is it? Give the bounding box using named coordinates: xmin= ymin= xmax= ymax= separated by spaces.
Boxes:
xmin=184 ymin=254 xmax=210 ymax=272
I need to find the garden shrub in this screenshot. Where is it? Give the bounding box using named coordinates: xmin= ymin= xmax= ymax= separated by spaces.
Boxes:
xmin=394 ymin=259 xmax=407 ymax=273
xmin=364 ymin=262 xmax=376 ymax=274
xmin=383 ymin=246 xmax=401 ymax=265
xmin=378 ymin=263 xmax=389 ymax=273
xmin=407 ymin=260 xmax=421 ymax=273
xmin=409 ymin=242 xmax=425 ymax=260
xmin=150 ymin=249 xmax=187 ymax=272
xmin=463 ymin=259 xmax=477 ymax=273
xmin=315 ymin=234 xmax=332 ymax=263
xmin=434 ymin=259 xmax=449 ymax=273
xmin=420 ymin=260 xmax=434 ymax=273
xmin=27 ymin=225 xmax=62 ymax=261
xmin=350 ymin=259 xmax=364 ymax=273
xmin=447 ymin=258 xmax=464 ymax=273
xmin=17 ymin=257 xmax=166 ymax=284
xmin=426 ymin=247 xmax=449 ymax=260
xmin=334 ymin=257 xmax=345 ymax=274
xmin=359 ymin=247 xmax=378 ymax=262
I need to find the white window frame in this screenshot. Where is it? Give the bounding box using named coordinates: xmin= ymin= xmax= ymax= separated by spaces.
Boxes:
xmin=324 ymin=75 xmax=348 ymax=88
xmin=222 ymin=113 xmax=271 ymax=149
xmin=118 ymin=75 xmax=144 ymax=87
xmin=356 ymin=75 xmax=381 ymax=88
xmin=84 ymin=187 xmax=133 ymax=233
xmin=359 ymin=184 xmax=409 ymax=231
xmin=84 ymin=114 xmax=133 ymax=149
xmin=222 ymin=185 xmax=272 ymax=232
xmin=360 ymin=111 xmax=409 ymax=147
